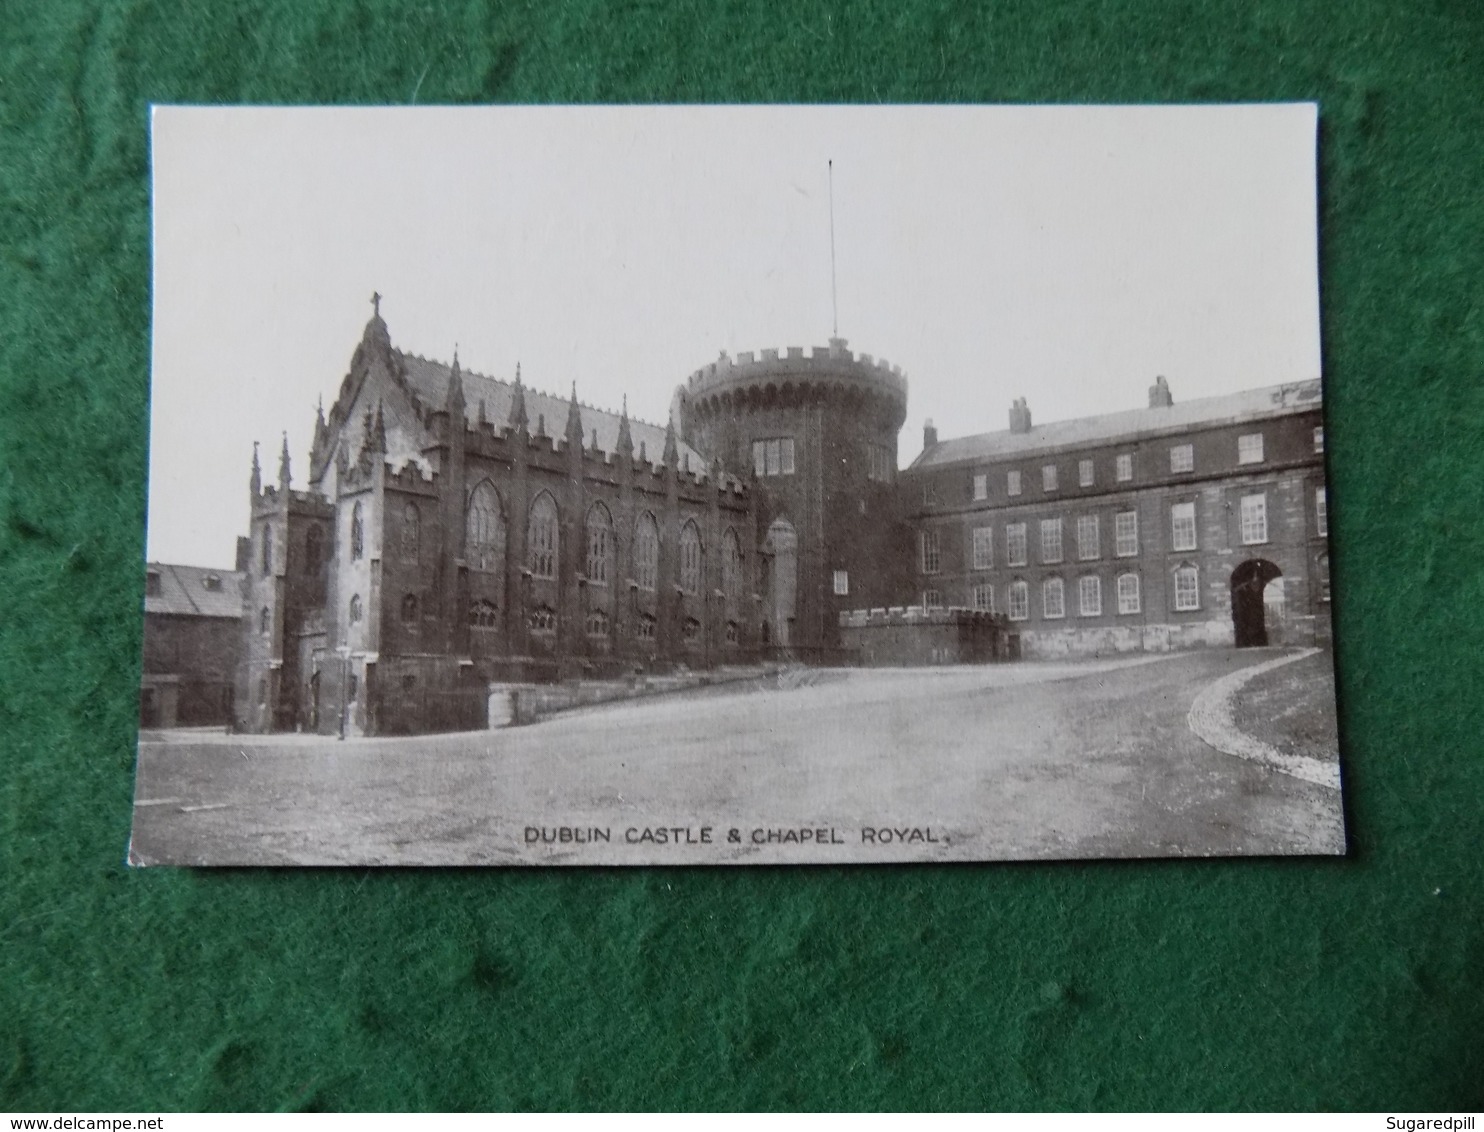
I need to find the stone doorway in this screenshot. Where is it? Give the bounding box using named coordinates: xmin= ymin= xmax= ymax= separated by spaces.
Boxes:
xmin=1231 ymin=558 xmax=1283 ymax=647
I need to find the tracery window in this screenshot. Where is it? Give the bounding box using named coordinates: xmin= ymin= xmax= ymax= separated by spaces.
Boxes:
xmin=402 ymin=501 xmax=420 ymax=560
xmin=466 ymin=481 xmax=505 ymax=572
xmin=634 ymin=513 xmax=659 ymax=591
xmin=528 ymin=492 xmax=558 ymax=580
xmin=636 ymin=613 xmax=657 ymax=640
xmin=679 ymin=521 xmax=702 ymax=594
xmin=350 ymin=502 xmax=364 ymax=561
xmin=721 ymin=528 xmax=743 ymax=599
xmin=682 ymin=617 xmax=702 ymax=642
xmin=586 ymin=503 xmax=612 ymax=584
xmin=586 ymin=609 xmax=610 ymax=637
xmin=469 ymin=599 xmax=499 ymax=628
xmin=529 ymin=605 xmax=557 ymax=634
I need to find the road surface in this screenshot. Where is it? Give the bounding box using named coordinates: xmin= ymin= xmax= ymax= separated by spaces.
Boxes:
xmin=130 ymin=648 xmax=1344 ymax=865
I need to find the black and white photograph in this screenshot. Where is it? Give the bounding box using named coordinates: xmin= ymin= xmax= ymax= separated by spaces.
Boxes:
xmin=131 ymin=103 xmax=1341 ymax=866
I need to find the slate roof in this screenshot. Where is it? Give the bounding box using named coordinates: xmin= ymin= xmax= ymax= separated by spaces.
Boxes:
xmin=144 ymin=562 xmax=243 ymax=618
xmin=910 ymin=380 xmax=1323 ymax=470
xmin=397 ymin=352 xmax=706 ymax=468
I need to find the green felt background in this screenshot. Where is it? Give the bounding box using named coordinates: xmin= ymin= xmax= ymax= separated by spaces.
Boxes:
xmin=2 ymin=0 xmax=1482 ymax=1112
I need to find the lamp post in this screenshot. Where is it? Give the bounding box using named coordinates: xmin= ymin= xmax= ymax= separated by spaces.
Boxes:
xmin=336 ymin=643 xmax=352 ymax=740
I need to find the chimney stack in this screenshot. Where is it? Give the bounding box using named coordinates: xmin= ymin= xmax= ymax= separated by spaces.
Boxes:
xmin=1148 ymin=375 xmax=1173 ymax=408
xmin=1009 ymin=397 xmax=1032 ymax=434
xmin=923 ymin=418 xmax=938 ymax=449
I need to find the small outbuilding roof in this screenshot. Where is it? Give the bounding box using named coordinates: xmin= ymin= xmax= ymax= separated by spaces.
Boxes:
xmin=144 ymin=562 xmax=243 ymax=618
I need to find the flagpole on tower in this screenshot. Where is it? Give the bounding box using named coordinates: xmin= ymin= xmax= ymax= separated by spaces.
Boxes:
xmin=828 ymin=159 xmax=838 ymax=339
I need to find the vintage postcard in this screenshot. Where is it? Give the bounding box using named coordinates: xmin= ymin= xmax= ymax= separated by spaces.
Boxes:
xmin=131 ymin=104 xmax=1341 ymax=866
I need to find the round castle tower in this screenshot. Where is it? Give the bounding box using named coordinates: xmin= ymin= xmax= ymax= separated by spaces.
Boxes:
xmin=673 ymin=339 xmax=911 ymax=653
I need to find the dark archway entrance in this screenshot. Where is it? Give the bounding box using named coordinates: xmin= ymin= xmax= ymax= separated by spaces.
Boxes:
xmin=1231 ymin=558 xmax=1282 ymax=647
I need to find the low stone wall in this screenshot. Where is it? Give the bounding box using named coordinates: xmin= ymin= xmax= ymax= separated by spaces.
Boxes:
xmin=499 ymin=665 xmax=784 ymax=725
xmin=1018 ymin=618 xmax=1235 ymax=659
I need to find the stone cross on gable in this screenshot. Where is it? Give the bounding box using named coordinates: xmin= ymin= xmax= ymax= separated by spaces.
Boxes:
xmin=371 ymin=291 xmax=381 ymax=316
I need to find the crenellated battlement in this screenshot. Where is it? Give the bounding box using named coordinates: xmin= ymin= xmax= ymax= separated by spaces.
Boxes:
xmin=683 ymin=342 xmax=908 ymax=406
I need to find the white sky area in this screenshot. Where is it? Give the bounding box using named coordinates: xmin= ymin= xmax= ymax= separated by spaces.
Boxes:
xmin=149 ymin=104 xmax=1319 ymax=568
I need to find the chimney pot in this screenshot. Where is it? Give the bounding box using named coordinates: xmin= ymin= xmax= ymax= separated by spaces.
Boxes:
xmin=923 ymin=418 xmax=938 ymax=449
xmin=1009 ymin=398 xmax=1033 ymax=434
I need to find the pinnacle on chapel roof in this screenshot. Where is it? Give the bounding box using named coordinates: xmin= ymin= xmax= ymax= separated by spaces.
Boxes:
xmin=508 ymin=363 xmax=528 ymax=432
xmin=616 ymin=394 xmax=633 ymax=457
xmin=662 ymin=415 xmax=679 ymax=470
xmin=249 ymin=440 xmax=262 ymax=496
xmin=445 ymin=348 xmax=465 ymax=411
xmin=564 ymin=381 xmax=584 ymax=444
xmin=278 ymin=431 xmax=292 ymax=489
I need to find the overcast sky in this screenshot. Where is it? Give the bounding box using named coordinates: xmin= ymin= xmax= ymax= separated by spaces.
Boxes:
xmin=149 ymin=103 xmax=1319 ymax=567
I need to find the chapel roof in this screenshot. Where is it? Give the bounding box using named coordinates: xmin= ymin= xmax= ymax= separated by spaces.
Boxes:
xmin=397 ymin=352 xmax=706 ymax=468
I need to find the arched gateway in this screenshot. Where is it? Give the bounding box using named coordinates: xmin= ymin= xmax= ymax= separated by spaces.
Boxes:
xmin=1230 ymin=558 xmax=1283 ymax=647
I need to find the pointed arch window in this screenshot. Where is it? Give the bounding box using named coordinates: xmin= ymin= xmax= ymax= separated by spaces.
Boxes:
xmin=350 ymin=502 xmax=364 ymax=561
xmin=679 ymin=521 xmax=703 ymax=594
xmin=586 ymin=503 xmax=612 ymax=584
xmin=401 ymin=593 xmax=419 ymax=622
xmin=634 ymin=512 xmax=659 ymax=591
xmin=721 ymin=527 xmax=743 ymax=599
xmin=528 ymin=493 xmax=558 ymax=580
xmin=402 ymin=501 xmax=420 ymax=560
xmin=348 ymin=594 xmax=363 ymax=623
xmin=466 ymin=481 xmax=505 ymax=572
xmin=469 ymin=598 xmax=499 ymax=628
xmin=259 ymin=606 xmax=271 ymax=635
xmin=261 ymin=523 xmax=273 ymax=575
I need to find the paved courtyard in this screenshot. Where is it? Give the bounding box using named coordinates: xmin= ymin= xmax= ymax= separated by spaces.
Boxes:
xmin=130 ymin=648 xmax=1344 ymax=866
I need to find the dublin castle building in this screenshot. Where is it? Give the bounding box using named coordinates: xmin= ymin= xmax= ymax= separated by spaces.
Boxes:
xmin=235 ymin=297 xmax=1329 ymax=735
xmin=903 ymin=376 xmax=1331 ymax=656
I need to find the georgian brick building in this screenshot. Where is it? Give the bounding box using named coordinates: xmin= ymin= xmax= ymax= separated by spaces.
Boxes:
xmin=231 ymin=297 xmax=1329 ymax=734
xmin=902 ymin=375 xmax=1331 ymax=658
